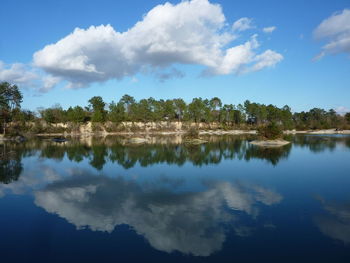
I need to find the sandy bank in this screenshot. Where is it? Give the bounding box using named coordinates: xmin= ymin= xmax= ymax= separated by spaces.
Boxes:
xmin=4 ymin=129 xmax=350 ymax=139
xmin=250 ymin=139 xmax=291 ymax=147
xmin=284 ymin=129 xmax=350 ymax=135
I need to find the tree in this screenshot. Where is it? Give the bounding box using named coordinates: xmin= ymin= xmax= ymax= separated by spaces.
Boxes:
xmin=209 ymin=97 xmax=222 ymax=122
xmin=120 ymin=94 xmax=135 ymax=118
xmin=0 ymin=82 xmax=23 ymax=135
xmin=173 ymin=98 xmax=187 ymax=121
xmin=40 ymin=104 xmax=66 ymax=123
xmin=257 ymin=122 xmax=283 ymax=139
xmin=187 ymin=98 xmax=207 ymax=122
xmin=88 ymin=96 xmax=106 ymax=122
xmin=108 ymin=101 xmax=125 ymax=122
xmin=163 ymin=99 xmax=176 ymax=120
xmin=67 ymin=106 xmax=87 ymax=123
xmin=345 ymin=112 xmax=350 ymax=124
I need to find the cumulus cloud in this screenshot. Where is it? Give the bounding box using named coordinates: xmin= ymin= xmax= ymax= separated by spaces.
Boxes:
xmin=232 ymin=17 xmax=254 ymax=32
xmin=0 ymin=60 xmax=59 ymax=92
xmin=313 ymin=9 xmax=350 ymax=60
xmin=263 ymin=26 xmax=276 ymax=33
xmin=34 ymin=175 xmax=282 ymax=256
xmin=0 ymin=61 xmax=37 ymax=85
xmin=248 ymin=49 xmax=283 ymax=73
xmin=31 ymin=0 xmax=282 ymax=90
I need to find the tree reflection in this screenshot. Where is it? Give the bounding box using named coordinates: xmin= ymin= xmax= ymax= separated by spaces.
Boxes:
xmin=3 ymin=135 xmax=349 ymax=173
xmin=245 ymin=144 xmax=292 ymax=166
xmin=0 ymin=143 xmax=22 ymax=184
xmin=292 ymin=135 xmax=350 ymax=153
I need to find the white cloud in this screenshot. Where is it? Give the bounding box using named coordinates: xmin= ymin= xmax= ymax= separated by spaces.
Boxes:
xmin=263 ymin=26 xmax=276 ymax=33
xmin=232 ymin=17 xmax=254 ymax=32
xmin=249 ymin=49 xmax=284 ymax=72
xmin=0 ymin=61 xmax=37 ymax=85
xmin=313 ymin=9 xmax=350 ymax=59
xmin=0 ymin=60 xmax=59 ymax=92
xmin=31 ymin=0 xmax=282 ymax=90
xmin=335 ymin=106 xmax=350 ymax=115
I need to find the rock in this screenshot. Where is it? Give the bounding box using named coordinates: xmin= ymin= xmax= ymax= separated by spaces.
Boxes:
xmin=52 ymin=137 xmax=67 ymax=143
xmin=128 ymin=137 xmax=149 ymax=144
xmin=249 ymin=139 xmax=290 ymax=147
xmin=15 ymin=135 xmax=26 ymax=142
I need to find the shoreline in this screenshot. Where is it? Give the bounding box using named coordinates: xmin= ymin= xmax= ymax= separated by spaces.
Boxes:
xmin=33 ymin=128 xmax=350 ymax=137
xmin=1 ymin=129 xmax=350 ymax=140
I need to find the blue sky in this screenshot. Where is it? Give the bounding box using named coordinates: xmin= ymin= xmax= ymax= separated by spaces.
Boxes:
xmin=0 ymin=0 xmax=349 ymax=113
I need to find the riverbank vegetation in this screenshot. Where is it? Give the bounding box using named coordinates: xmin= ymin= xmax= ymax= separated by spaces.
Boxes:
xmin=1 ymin=81 xmax=350 ymax=136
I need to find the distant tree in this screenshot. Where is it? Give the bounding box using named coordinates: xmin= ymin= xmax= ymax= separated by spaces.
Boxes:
xmin=345 ymin=112 xmax=350 ymax=124
xmin=173 ymin=98 xmax=187 ymax=121
xmin=163 ymin=99 xmax=176 ymax=120
xmin=120 ymin=94 xmax=135 ymax=117
xmin=257 ymin=122 xmax=283 ymax=139
xmin=187 ymin=98 xmax=207 ymax=123
xmin=40 ymin=104 xmax=66 ymax=123
xmin=88 ymin=96 xmax=106 ymax=122
xmin=209 ymin=97 xmax=222 ymax=122
xmin=0 ymin=82 xmax=23 ymax=135
xmin=67 ymin=106 xmax=87 ymax=123
xmin=108 ymin=101 xmax=125 ymax=122
xmin=12 ymin=109 xmax=35 ymax=123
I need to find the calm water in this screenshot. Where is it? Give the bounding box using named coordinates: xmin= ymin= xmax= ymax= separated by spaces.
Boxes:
xmin=1 ymin=135 xmax=350 ymax=263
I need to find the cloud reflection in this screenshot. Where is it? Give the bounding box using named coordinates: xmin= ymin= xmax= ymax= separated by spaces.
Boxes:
xmin=315 ymin=197 xmax=350 ymax=244
xmin=35 ymin=174 xmax=282 ymax=256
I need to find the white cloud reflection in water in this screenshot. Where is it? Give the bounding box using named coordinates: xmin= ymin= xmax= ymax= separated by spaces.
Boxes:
xmin=314 ymin=197 xmax=350 ymax=244
xmin=34 ymin=173 xmax=282 ymax=256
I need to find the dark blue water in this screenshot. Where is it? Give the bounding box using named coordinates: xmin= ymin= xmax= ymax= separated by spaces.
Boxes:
xmin=1 ymin=135 xmax=350 ymax=263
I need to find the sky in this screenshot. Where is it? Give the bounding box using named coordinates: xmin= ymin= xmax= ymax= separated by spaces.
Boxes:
xmin=0 ymin=0 xmax=349 ymax=113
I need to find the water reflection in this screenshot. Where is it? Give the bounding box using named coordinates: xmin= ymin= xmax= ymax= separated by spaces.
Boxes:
xmin=292 ymin=135 xmax=350 ymax=153
xmin=1 ymin=135 xmax=297 ymax=171
xmin=1 ymin=135 xmax=350 ymax=261
xmin=0 ymin=144 xmax=22 ymax=185
xmin=34 ymin=172 xmax=282 ymax=256
xmin=314 ymin=197 xmax=350 ymax=244
xmin=1 ymin=135 xmax=349 ymax=193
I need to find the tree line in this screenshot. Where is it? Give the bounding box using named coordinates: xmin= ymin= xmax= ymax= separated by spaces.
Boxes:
xmin=2 ymin=134 xmax=350 ymax=183
xmin=1 ymin=81 xmax=350 ymax=133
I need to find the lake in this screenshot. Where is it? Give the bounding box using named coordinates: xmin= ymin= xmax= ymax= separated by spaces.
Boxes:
xmin=1 ymin=134 xmax=350 ymax=263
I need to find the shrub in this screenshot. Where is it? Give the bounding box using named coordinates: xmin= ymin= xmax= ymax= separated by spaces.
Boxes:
xmin=257 ymin=122 xmax=283 ymax=140
xmin=91 ymin=123 xmax=105 ymax=133
xmin=185 ymin=126 xmax=199 ymax=138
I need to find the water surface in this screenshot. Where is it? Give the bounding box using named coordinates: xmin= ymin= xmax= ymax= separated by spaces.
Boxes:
xmin=1 ymin=135 xmax=350 ymax=262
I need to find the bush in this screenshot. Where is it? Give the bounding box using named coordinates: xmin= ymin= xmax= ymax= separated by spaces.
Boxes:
xmin=91 ymin=123 xmax=105 ymax=133
xmin=257 ymin=122 xmax=283 ymax=139
xmin=185 ymin=126 xmax=199 ymax=138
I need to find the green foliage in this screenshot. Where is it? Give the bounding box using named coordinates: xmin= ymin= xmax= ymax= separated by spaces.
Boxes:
xmin=345 ymin=112 xmax=350 ymax=124
xmin=1 ymin=82 xmax=349 ymax=133
xmin=39 ymin=104 xmax=66 ymax=123
xmin=0 ymin=82 xmax=23 ymax=135
xmin=185 ymin=126 xmax=200 ymax=139
xmin=88 ymin=96 xmax=106 ymax=122
xmin=67 ymin=106 xmax=86 ymax=123
xmin=108 ymin=101 xmax=125 ymax=122
xmin=257 ymin=122 xmax=283 ymax=139
xmin=11 ymin=109 xmax=35 ymax=123
xmin=187 ymin=98 xmax=208 ymax=122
